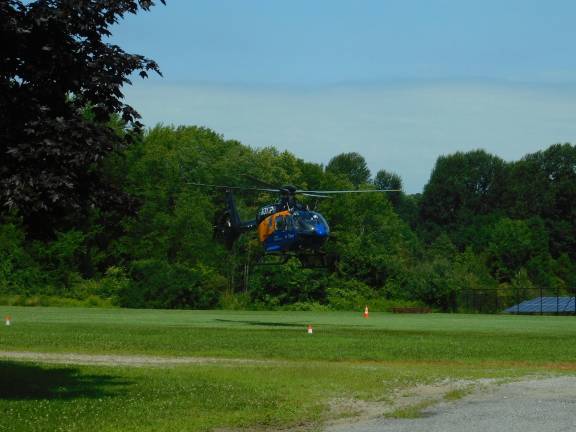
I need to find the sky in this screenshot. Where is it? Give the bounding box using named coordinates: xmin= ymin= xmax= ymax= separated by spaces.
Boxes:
xmin=111 ymin=0 xmax=576 ymax=193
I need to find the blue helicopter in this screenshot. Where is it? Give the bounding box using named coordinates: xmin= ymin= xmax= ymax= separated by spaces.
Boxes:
xmin=193 ymin=180 xmax=399 ymax=267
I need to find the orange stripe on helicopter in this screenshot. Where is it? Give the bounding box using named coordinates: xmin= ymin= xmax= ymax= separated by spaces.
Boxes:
xmin=258 ymin=210 xmax=291 ymax=243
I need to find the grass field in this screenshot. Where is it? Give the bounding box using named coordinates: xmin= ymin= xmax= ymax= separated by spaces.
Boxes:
xmin=1 ymin=307 xmax=575 ymax=431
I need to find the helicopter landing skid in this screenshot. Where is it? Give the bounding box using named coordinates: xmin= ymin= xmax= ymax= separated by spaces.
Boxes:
xmin=297 ymin=252 xmax=331 ymax=269
xmin=255 ymin=251 xmax=338 ymax=269
xmin=254 ymin=253 xmax=293 ymax=266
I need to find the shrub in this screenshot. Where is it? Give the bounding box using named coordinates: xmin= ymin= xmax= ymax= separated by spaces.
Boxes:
xmin=219 ymin=290 xmax=251 ymax=310
xmin=0 ymin=294 xmax=114 ymax=308
xmin=247 ymin=259 xmax=327 ymax=306
xmin=122 ymin=259 xmax=225 ymax=309
xmin=282 ymin=302 xmax=332 ymax=312
xmin=326 ymin=278 xmax=374 ymax=311
xmin=0 ymin=222 xmax=44 ymax=294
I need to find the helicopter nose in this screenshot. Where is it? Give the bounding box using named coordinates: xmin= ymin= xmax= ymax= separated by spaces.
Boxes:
xmin=315 ymin=223 xmax=328 ymax=237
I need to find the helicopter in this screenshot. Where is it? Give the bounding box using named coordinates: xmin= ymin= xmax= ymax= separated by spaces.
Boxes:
xmin=192 ymin=179 xmax=400 ymax=268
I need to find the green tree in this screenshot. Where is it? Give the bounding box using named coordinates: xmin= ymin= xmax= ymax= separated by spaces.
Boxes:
xmin=374 ymin=169 xmax=403 ymax=207
xmin=320 ymin=192 xmax=420 ymax=290
xmin=507 ymin=143 xmax=576 ymax=258
xmin=419 ymin=149 xmax=508 ymax=242
xmin=485 ymin=218 xmax=548 ymax=283
xmin=326 ymin=152 xmax=371 ymax=187
xmin=374 ymin=170 xmax=402 ymax=191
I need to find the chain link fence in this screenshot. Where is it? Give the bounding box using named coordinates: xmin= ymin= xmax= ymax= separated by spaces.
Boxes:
xmin=458 ymin=287 xmax=576 ymax=315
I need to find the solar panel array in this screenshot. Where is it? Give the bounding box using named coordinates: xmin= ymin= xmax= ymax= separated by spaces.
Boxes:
xmin=504 ymin=297 xmax=576 ymax=314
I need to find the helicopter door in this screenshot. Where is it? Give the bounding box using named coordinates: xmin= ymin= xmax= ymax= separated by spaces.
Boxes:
xmin=267 ymin=214 xmax=296 ymax=251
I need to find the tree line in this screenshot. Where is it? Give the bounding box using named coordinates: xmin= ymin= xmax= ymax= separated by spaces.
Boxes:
xmin=1 ymin=123 xmax=575 ymax=311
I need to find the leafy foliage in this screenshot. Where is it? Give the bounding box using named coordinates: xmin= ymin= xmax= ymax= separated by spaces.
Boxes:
xmin=0 ymin=220 xmax=43 ymax=293
xmin=0 ymin=0 xmax=164 ymax=233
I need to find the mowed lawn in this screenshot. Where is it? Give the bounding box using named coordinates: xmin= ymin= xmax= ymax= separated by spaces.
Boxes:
xmin=1 ymin=307 xmax=576 ymax=432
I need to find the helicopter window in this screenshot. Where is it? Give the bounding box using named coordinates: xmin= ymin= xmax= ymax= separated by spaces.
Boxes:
xmin=275 ymin=216 xmax=286 ymax=231
xmin=293 ymin=212 xmax=328 ymax=232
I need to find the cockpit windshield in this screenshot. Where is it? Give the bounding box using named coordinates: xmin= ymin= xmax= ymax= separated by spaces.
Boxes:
xmin=292 ymin=211 xmax=329 ymax=235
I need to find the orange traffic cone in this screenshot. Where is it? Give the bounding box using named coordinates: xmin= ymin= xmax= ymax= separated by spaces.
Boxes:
xmin=5 ymin=315 xmax=11 ymax=326
xmin=307 ymin=324 xmax=313 ymax=334
xmin=363 ymin=305 xmax=369 ymax=318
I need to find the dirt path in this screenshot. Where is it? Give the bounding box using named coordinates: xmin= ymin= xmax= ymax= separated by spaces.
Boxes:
xmin=0 ymin=350 xmax=279 ymax=367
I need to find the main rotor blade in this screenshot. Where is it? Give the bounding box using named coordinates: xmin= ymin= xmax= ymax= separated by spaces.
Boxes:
xmin=241 ymin=174 xmax=280 ymax=189
xmin=188 ymin=182 xmax=279 ymax=193
xmin=301 ymin=192 xmax=332 ymax=198
xmin=242 ymin=175 xmax=301 ymax=194
xmin=296 ymin=189 xmax=401 ymax=194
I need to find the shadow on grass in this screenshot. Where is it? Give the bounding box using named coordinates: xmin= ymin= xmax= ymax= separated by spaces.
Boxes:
xmin=214 ymin=319 xmax=370 ymax=330
xmin=0 ymin=361 xmax=131 ymax=400
xmin=215 ymin=319 xmax=305 ymax=328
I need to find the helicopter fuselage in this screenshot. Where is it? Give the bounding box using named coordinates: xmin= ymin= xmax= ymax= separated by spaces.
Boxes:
xmin=257 ymin=208 xmax=330 ymax=253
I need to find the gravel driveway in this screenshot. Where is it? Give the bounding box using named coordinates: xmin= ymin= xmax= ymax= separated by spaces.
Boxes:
xmin=326 ymin=376 xmax=576 ymax=432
